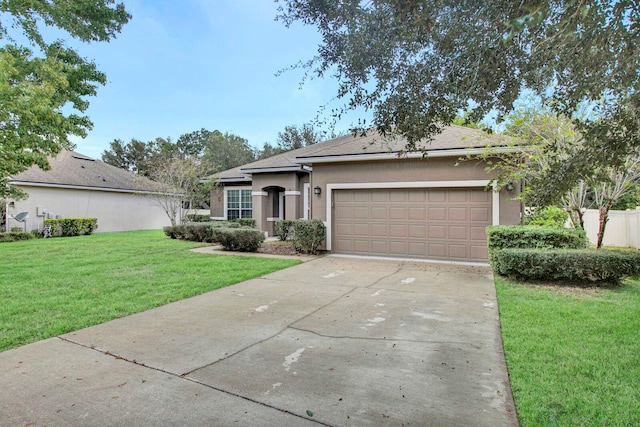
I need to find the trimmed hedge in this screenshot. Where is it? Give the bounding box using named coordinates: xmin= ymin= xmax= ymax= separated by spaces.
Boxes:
xmin=275 ymin=220 xmax=294 ymax=241
xmin=0 ymin=231 xmax=35 ymax=243
xmin=486 ymin=225 xmax=587 ymax=260
xmin=44 ymin=218 xmax=98 ymax=237
xmin=493 ymin=248 xmax=640 ymax=284
xmin=292 ymin=219 xmax=326 ymax=255
xmin=215 ymin=228 xmax=265 ymax=252
xmin=163 ymin=223 xmax=264 ymax=252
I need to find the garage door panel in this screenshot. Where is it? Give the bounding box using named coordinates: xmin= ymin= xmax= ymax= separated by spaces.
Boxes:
xmin=428 ymin=243 xmax=447 ymax=257
xmin=449 ymin=207 xmax=468 ymax=221
xmin=408 ymin=190 xmax=426 ymax=202
xmin=389 ymin=224 xmax=407 ymax=238
xmin=333 ymin=188 xmax=491 ymax=262
xmin=353 ymin=207 xmax=369 ymax=219
xmin=371 ymin=192 xmax=387 ymax=202
xmin=353 ymin=223 xmax=369 ymax=236
xmin=370 ymin=207 xmax=387 ymax=219
xmin=449 ymin=226 xmax=468 ymax=240
xmin=408 ymin=242 xmax=427 ymax=256
xmin=370 ymin=240 xmax=389 ymax=254
xmin=429 ymin=207 xmax=446 ymax=220
xmin=388 ymin=241 xmax=407 ymax=254
xmin=448 ymin=190 xmax=467 ymax=202
xmin=428 ymin=225 xmax=446 ymax=239
xmin=408 ymin=207 xmax=426 ymax=220
xmin=408 ymin=224 xmax=425 ymax=238
xmin=449 ymin=244 xmax=468 ymax=259
xmin=470 ymin=208 xmax=490 ymax=222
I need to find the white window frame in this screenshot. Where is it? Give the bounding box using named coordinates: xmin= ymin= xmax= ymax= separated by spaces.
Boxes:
xmin=224 ymin=186 xmax=252 ymax=220
xmin=303 ymin=183 xmax=310 ymax=219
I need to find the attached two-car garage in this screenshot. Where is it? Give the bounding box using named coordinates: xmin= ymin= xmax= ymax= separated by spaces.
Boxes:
xmin=332 ymin=187 xmax=493 ymax=262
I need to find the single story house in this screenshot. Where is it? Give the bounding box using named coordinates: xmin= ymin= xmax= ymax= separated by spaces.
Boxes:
xmin=211 ymin=126 xmax=522 ymax=263
xmin=6 ymin=150 xmax=173 ymax=233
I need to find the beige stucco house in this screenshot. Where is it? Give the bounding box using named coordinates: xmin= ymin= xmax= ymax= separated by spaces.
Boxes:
xmin=211 ymin=126 xmax=522 ymax=263
xmin=6 ymin=151 xmax=173 ymax=233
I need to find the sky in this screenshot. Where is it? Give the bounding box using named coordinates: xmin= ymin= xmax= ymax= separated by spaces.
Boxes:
xmin=58 ymin=0 xmax=369 ymax=159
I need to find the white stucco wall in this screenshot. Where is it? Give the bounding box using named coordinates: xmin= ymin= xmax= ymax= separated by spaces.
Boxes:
xmin=7 ymin=185 xmax=173 ymax=233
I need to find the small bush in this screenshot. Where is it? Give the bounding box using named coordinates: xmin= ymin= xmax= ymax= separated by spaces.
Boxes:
xmin=183 ymin=214 xmax=211 ymax=223
xmin=0 ymin=231 xmax=35 ymax=243
xmin=275 ymin=220 xmax=294 ymax=241
xmin=164 ymin=224 xmax=217 ymax=242
xmin=214 ymin=228 xmax=265 ymax=252
xmin=292 ymin=219 xmax=326 ymax=255
xmin=163 ymin=226 xmax=179 ymax=239
xmin=44 ymin=218 xmax=98 ymax=237
xmin=233 ymin=218 xmax=256 ymax=228
xmin=493 ymin=248 xmax=640 ymax=284
xmin=525 ymin=206 xmax=569 ymax=227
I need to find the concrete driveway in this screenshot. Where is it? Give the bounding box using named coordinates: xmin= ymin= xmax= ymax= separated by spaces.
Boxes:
xmin=0 ymin=256 xmax=518 ymax=426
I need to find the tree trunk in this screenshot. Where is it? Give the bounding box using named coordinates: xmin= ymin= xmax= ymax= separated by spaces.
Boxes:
xmin=596 ymin=202 xmax=613 ymax=249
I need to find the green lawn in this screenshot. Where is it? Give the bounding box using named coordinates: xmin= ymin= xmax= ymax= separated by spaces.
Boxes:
xmin=0 ymin=230 xmax=299 ymax=352
xmin=496 ymin=276 xmax=640 ymax=426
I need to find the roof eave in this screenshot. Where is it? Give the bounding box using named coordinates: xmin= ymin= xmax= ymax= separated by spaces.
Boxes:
xmin=239 ymin=165 xmax=310 ymax=174
xmin=293 ymin=146 xmax=523 ymax=164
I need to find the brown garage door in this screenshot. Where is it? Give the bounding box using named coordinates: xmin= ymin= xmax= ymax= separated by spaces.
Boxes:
xmin=333 ymin=188 xmax=491 ymax=262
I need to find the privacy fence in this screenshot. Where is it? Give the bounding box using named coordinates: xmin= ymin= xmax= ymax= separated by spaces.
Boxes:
xmin=583 ymin=208 xmax=640 ymax=249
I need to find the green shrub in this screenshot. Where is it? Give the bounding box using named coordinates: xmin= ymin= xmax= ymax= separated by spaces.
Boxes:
xmin=493 ymin=248 xmax=640 ymax=284
xmin=487 ymin=225 xmax=587 ymax=251
xmin=525 ymin=206 xmax=569 ymax=227
xmin=275 ymin=220 xmax=294 ymax=241
xmin=183 ymin=214 xmax=211 ymax=223
xmin=164 ymin=224 xmax=217 ymax=242
xmin=0 ymin=231 xmax=34 ymax=243
xmin=214 ymin=228 xmax=265 ymax=252
xmin=44 ymin=218 xmax=98 ymax=237
xmin=163 ymin=226 xmax=179 ymax=239
xmin=292 ymin=219 xmax=326 ymax=255
xmin=233 ymin=218 xmax=256 ymax=228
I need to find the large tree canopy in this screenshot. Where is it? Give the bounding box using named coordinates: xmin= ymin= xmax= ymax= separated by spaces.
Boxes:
xmin=277 ymin=0 xmax=640 ymax=199
xmin=1 ymin=0 xmax=130 ymax=199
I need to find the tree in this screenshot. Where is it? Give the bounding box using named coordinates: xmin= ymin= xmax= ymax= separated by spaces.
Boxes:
xmin=256 ymin=123 xmax=322 ymax=159
xmin=201 ymin=131 xmax=256 ymax=174
xmin=277 ymin=0 xmax=640 ymax=198
xmin=102 ymin=138 xmax=157 ymax=177
xmin=592 ymin=156 xmax=640 ymax=248
xmin=138 ymin=157 xmax=205 ymax=226
xmin=1 ymin=0 xmax=130 ymax=199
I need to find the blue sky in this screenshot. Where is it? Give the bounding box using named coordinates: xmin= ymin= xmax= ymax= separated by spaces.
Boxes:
xmin=64 ymin=0 xmax=367 ymax=159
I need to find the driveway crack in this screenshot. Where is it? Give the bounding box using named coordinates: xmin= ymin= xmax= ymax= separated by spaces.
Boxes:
xmin=56 ymin=336 xmax=333 ymax=426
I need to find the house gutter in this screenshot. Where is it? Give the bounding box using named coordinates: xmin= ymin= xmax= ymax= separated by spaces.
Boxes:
xmin=9 ymin=181 xmax=181 ymax=196
xmin=292 ymin=146 xmax=522 ymax=164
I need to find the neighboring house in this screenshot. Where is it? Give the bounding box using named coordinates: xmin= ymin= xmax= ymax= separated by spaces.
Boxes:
xmin=6 ymin=150 xmax=174 ymax=233
xmin=211 ymin=125 xmax=522 ymax=263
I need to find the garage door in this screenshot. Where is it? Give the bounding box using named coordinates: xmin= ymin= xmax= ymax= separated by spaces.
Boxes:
xmin=333 ymin=188 xmax=491 ymax=262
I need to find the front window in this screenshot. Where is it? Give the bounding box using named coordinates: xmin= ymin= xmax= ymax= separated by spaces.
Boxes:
xmin=227 ymin=188 xmax=252 ymax=220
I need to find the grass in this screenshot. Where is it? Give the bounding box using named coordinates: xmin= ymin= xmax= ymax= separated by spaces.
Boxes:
xmin=496 ymin=276 xmax=640 ymax=426
xmin=0 ymin=230 xmax=300 ymax=352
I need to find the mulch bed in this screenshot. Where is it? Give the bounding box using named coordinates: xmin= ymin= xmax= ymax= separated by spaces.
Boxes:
xmin=258 ymin=240 xmax=298 ymax=256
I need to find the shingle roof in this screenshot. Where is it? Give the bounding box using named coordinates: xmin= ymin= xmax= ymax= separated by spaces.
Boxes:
xmin=10 ymin=150 xmax=158 ymax=192
xmin=215 ymin=125 xmax=511 ymax=182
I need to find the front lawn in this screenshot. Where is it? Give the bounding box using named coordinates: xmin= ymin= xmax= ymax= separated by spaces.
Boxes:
xmin=0 ymin=230 xmax=299 ymax=352
xmin=496 ymin=276 xmax=640 ymax=426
